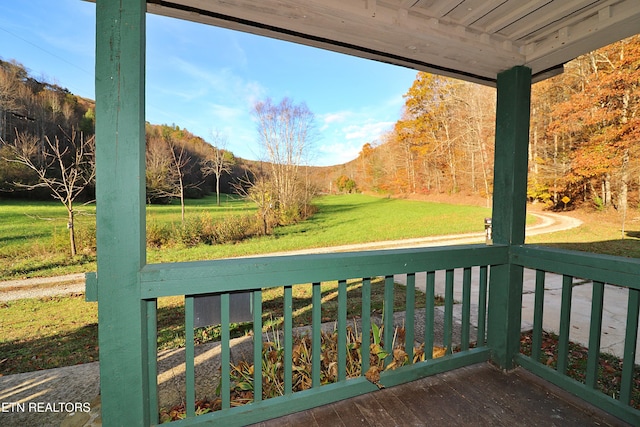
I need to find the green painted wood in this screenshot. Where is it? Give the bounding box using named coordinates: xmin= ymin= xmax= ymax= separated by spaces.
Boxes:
xmin=532 ymin=269 xmax=546 ymax=363
xmin=166 ymin=377 xmax=380 ymax=427
xmin=312 ymin=282 xmax=322 ymax=388
xmin=95 ymin=0 xmax=149 ymax=424
xmin=221 ymin=293 xmax=231 ymax=409
xmin=84 ymin=272 xmax=97 ymax=302
xmin=185 ymin=296 xmax=195 ymax=417
xmin=477 ymin=266 xmax=488 ymax=347
xmin=444 ymin=269 xmax=454 ymax=354
xmin=425 ymin=271 xmax=435 ymax=359
xmin=620 ymin=288 xmax=639 ymax=404
xmin=338 ymin=280 xmax=347 ymax=381
xmin=139 ymin=245 xmax=509 ymax=298
xmin=360 ymin=278 xmax=371 ymax=375
xmin=512 ymin=245 xmax=640 ymax=290
xmin=405 ymin=273 xmax=416 ymax=362
xmin=586 ymin=281 xmax=604 ymax=389
xmin=517 ymin=355 xmax=640 ymax=426
xmin=491 ymin=66 xmax=531 ymax=247
xmin=284 ymin=285 xmax=293 ymax=393
xmin=487 ymin=65 xmax=531 ymax=370
xmin=252 ymin=290 xmax=263 ymax=403
xmin=557 ymin=275 xmax=574 ymax=376
xmin=462 ymin=267 xmax=471 ymax=350
xmin=146 ymin=299 xmax=159 ymax=425
xmin=167 ymin=349 xmax=491 ymax=427
xmin=383 ymin=275 xmax=394 ymax=365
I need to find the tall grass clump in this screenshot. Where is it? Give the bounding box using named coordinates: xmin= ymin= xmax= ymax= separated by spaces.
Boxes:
xmin=147 ymin=213 xmax=260 ymax=248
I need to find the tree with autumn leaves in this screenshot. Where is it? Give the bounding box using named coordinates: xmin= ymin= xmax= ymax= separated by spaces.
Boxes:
xmin=542 ymin=37 xmax=640 ymax=215
xmin=353 ymin=72 xmax=494 ymax=202
xmin=351 ymin=35 xmax=640 ymax=220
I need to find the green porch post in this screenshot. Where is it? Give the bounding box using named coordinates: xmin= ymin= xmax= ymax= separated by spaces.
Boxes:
xmin=487 ymin=65 xmax=532 ymax=369
xmin=95 ymin=0 xmax=149 ymax=425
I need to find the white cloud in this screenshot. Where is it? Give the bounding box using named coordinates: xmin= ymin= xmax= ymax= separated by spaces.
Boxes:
xmin=343 ymin=121 xmax=394 ymax=141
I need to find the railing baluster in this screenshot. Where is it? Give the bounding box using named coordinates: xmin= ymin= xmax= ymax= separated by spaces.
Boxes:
xmin=284 ymin=285 xmax=293 ymax=394
xmin=253 ymin=290 xmax=263 ymax=403
xmin=361 ymin=278 xmax=371 ymax=375
xmin=620 ymin=287 xmax=639 ymax=404
xmin=557 ymin=275 xmax=573 ymax=375
xmin=425 ymin=271 xmax=435 ymax=360
xmin=586 ymin=281 xmax=604 ymax=388
xmin=444 ymin=269 xmax=454 ymax=354
xmin=184 ymin=296 xmax=195 ymax=417
xmin=383 ymin=275 xmax=394 ymax=365
xmin=405 ymin=273 xmax=416 ymax=362
xmin=146 ymin=299 xmax=158 ymax=425
xmin=221 ymin=293 xmax=230 ymax=409
xmin=338 ymin=279 xmax=347 ymax=381
xmin=532 ymin=270 xmax=546 ymax=363
xmin=477 ymin=266 xmax=488 ymax=347
xmin=461 ymin=267 xmax=471 ymax=350
xmin=312 ymin=282 xmax=322 ymax=388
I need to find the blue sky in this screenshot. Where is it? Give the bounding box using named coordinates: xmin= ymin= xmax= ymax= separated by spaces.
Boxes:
xmin=0 ymin=0 xmax=418 ymax=166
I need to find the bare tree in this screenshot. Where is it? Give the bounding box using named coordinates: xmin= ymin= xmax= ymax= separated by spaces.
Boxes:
xmin=253 ymin=97 xmax=316 ymax=223
xmin=233 ymin=170 xmax=274 ymax=235
xmin=201 ymin=130 xmax=234 ymax=206
xmin=146 ymin=133 xmax=197 ymax=222
xmin=3 ymin=129 xmax=95 ymax=256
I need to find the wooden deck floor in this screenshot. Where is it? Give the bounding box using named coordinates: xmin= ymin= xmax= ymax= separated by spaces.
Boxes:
xmin=249 ymin=363 xmax=630 ymax=427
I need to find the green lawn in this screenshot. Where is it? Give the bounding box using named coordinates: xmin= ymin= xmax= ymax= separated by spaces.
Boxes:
xmin=0 ymin=194 xmax=494 ymax=279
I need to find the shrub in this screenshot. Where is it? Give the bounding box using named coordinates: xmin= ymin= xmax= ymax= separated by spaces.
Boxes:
xmin=175 ymin=216 xmax=204 ymax=247
xmin=147 ymin=221 xmax=172 ymax=248
xmin=213 ymin=214 xmax=257 ymax=244
xmin=147 ymin=213 xmax=260 ymax=248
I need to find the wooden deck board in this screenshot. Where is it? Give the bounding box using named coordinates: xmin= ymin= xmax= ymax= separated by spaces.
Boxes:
xmin=248 ymin=363 xmax=631 ymax=427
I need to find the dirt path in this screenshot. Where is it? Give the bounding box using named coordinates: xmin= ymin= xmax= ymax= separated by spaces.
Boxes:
xmin=0 ymin=212 xmax=581 ymax=302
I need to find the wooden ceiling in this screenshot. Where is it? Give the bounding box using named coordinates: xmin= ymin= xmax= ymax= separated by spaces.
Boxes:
xmin=146 ymin=0 xmax=640 ymax=86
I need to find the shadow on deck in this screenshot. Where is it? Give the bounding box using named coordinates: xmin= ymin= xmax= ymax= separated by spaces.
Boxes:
xmin=249 ymin=363 xmax=630 ymax=427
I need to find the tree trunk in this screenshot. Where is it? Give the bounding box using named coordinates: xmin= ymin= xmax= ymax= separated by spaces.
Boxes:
xmin=216 ymin=173 xmax=221 ymax=206
xmin=68 ymin=207 xmax=77 ymax=257
xmin=620 ymin=150 xmax=629 ymax=238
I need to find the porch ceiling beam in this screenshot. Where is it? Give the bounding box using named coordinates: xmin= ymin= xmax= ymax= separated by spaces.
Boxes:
xmin=138 ymin=0 xmax=640 ymax=86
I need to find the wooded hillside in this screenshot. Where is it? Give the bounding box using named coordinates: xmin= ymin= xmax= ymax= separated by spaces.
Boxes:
xmin=3 ymin=35 xmax=639 ymax=214
xmin=0 ymin=59 xmax=252 ymax=201
xmin=332 ymin=35 xmax=640 ymax=214
xmin=0 ymin=59 xmax=96 ymax=198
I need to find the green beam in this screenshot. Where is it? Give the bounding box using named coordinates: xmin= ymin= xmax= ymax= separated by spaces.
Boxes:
xmin=95 ymin=0 xmax=148 ymax=425
xmin=487 ymin=65 xmax=532 ymax=370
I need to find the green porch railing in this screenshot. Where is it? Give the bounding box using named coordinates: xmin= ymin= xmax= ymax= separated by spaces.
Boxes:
xmin=138 ymin=244 xmax=506 ymax=425
xmin=512 ymin=245 xmax=640 ymax=426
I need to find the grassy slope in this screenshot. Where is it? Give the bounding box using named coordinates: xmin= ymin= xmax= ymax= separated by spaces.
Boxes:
xmin=1 ymin=194 xmax=493 ymax=278
xmin=148 ymin=194 xmax=494 ymax=262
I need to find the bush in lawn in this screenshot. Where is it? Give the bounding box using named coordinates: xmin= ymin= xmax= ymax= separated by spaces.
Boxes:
xmin=213 ymin=214 xmax=259 ymax=244
xmin=147 ymin=221 xmax=172 ymax=248
xmin=147 ymin=213 xmax=260 ymax=248
xmin=176 ymin=216 xmax=204 ymax=247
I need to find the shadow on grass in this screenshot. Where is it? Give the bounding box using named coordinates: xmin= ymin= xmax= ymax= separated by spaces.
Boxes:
xmin=0 ymin=279 xmax=424 ymax=376
xmin=0 ymin=324 xmax=99 ymax=375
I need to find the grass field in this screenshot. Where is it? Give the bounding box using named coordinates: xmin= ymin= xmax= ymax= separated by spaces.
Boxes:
xmin=0 ymin=279 xmax=424 ymax=374
xmin=3 ymin=193 xmax=640 ymax=379
xmin=0 ymin=193 xmax=494 ymax=279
